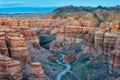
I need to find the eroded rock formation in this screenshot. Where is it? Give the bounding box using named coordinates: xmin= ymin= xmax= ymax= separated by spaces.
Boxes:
xmin=55 ymin=22 xmax=120 ymax=70
xmin=0 ymin=55 xmax=22 ymax=80
xmin=0 ymin=18 xmax=47 ymax=80
xmin=103 ymin=32 xmax=117 ymax=56
xmin=28 ymin=62 xmax=47 ymax=80
xmin=0 ymin=16 xmax=119 ymax=79
xmin=0 ymin=29 xmax=9 ymax=56
xmin=110 ymin=50 xmax=120 ymax=69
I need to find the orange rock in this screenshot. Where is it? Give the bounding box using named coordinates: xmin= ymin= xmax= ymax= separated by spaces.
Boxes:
xmin=99 ymin=24 xmax=106 ymax=30
xmin=0 ymin=55 xmax=23 ymax=80
xmin=30 ymin=62 xmax=47 ymax=80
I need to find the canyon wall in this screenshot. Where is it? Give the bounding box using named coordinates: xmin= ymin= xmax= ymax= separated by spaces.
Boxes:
xmin=0 ymin=18 xmax=47 ymax=80
xmin=0 ymin=16 xmax=119 ymax=79
xmin=56 ymin=23 xmax=120 ymax=69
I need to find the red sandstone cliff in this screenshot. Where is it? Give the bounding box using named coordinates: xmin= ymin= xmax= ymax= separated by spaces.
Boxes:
xmin=0 ymin=18 xmax=47 ymax=80
xmin=0 ymin=16 xmax=119 ymax=79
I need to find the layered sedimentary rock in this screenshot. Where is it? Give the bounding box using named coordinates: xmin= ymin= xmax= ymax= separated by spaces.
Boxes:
xmin=115 ymin=34 xmax=120 ymax=50
xmin=0 ymin=18 xmax=40 ymax=49
xmin=0 ymin=17 xmax=119 ymax=79
xmin=94 ymin=30 xmax=105 ymax=53
xmin=29 ymin=31 xmax=40 ymax=49
xmin=0 ymin=29 xmax=9 ymax=56
xmin=0 ymin=18 xmax=43 ymax=79
xmin=109 ymin=50 xmax=120 ymax=69
xmin=28 ymin=62 xmax=47 ymax=80
xmin=56 ymin=26 xmax=86 ymax=44
xmin=10 ymin=20 xmax=40 ymax=45
xmin=109 ymin=34 xmax=120 ymax=69
xmin=16 ymin=26 xmax=32 ymax=40
xmin=55 ymin=26 xmax=96 ymax=53
xmin=8 ymin=36 xmax=28 ymax=60
xmin=103 ymin=32 xmax=117 ymax=56
xmin=55 ymin=22 xmax=120 ymax=71
xmin=0 ymin=55 xmax=23 ymax=80
xmin=56 ymin=23 xmax=120 ymax=55
xmin=0 ymin=26 xmax=28 ymax=60
xmin=83 ymin=30 xmax=95 ymax=53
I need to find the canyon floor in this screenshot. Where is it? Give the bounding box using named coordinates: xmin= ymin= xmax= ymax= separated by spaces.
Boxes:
xmin=39 ymin=35 xmax=116 ymax=80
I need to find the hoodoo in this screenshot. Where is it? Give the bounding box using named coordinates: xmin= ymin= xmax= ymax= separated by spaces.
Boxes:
xmin=0 ymin=55 xmax=22 ymax=80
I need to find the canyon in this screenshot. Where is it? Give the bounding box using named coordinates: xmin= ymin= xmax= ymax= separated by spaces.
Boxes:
xmin=0 ymin=6 xmax=120 ymax=80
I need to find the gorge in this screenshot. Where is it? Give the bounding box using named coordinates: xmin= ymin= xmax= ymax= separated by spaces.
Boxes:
xmin=0 ymin=5 xmax=120 ymax=80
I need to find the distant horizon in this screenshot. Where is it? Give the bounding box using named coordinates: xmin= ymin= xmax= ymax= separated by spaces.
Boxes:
xmin=0 ymin=5 xmax=120 ymax=8
xmin=0 ymin=5 xmax=119 ymax=14
xmin=0 ymin=0 xmax=120 ymax=8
